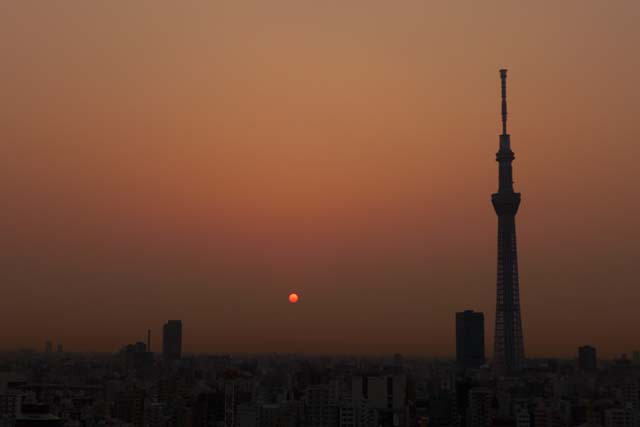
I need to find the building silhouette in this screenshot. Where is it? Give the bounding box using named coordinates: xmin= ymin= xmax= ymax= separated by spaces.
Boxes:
xmin=492 ymin=69 xmax=525 ymax=375
xmin=604 ymin=407 xmax=634 ymax=427
xmin=578 ymin=345 xmax=597 ymax=371
xmin=114 ymin=386 xmax=145 ymax=426
xmin=162 ymin=320 xmax=182 ymax=361
xmin=468 ymin=387 xmax=493 ymax=427
xmin=456 ymin=310 xmax=485 ymax=369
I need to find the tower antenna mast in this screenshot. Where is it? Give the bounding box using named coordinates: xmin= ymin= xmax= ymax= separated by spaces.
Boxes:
xmin=500 ymin=69 xmax=508 ymax=135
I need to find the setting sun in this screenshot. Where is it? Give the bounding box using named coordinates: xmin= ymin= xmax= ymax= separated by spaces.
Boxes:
xmin=288 ymin=293 xmax=299 ymax=304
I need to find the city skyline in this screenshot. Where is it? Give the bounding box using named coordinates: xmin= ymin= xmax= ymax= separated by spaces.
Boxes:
xmin=1 ymin=2 xmax=640 ymax=357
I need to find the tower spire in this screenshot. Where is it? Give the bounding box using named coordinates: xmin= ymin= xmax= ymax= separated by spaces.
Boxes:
xmin=500 ymin=69 xmax=508 ymax=135
xmin=492 ymin=68 xmax=525 ymax=376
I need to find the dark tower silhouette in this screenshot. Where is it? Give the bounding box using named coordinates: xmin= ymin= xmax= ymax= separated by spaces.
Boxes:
xmin=163 ymin=320 xmax=182 ymax=362
xmin=456 ymin=310 xmax=486 ymax=369
xmin=492 ymin=69 xmax=525 ymax=375
xmin=578 ymin=345 xmax=597 ymax=371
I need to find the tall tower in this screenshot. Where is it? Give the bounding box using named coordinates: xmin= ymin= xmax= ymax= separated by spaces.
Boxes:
xmin=492 ymin=69 xmax=525 ymax=375
xmin=456 ymin=310 xmax=486 ymax=369
xmin=163 ymin=320 xmax=182 ymax=362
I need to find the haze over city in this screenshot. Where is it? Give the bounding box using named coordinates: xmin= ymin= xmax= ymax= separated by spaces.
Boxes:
xmin=1 ymin=1 xmax=639 ymax=358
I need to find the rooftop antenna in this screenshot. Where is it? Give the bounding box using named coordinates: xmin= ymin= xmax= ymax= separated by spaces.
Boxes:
xmin=500 ymin=69 xmax=508 ymax=135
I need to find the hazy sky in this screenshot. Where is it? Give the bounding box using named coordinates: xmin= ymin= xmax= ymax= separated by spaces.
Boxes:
xmin=1 ymin=1 xmax=639 ymax=358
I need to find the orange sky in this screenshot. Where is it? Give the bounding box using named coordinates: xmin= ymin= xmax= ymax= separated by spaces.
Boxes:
xmin=1 ymin=1 xmax=639 ymax=358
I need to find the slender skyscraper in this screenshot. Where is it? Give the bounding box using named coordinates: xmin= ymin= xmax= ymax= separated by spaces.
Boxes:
xmin=163 ymin=320 xmax=182 ymax=361
xmin=578 ymin=345 xmax=597 ymax=371
xmin=456 ymin=310 xmax=486 ymax=369
xmin=492 ymin=69 xmax=525 ymax=375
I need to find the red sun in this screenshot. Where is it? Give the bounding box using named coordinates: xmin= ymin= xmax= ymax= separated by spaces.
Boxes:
xmin=288 ymin=293 xmax=299 ymax=304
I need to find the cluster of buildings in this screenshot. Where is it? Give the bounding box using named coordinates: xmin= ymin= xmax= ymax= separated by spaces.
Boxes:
xmin=0 ymin=339 xmax=639 ymax=427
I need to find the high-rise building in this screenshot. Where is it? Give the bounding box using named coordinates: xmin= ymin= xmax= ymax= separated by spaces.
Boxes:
xmin=303 ymin=384 xmax=338 ymax=427
xmin=147 ymin=401 xmax=166 ymax=427
xmin=514 ymin=400 xmax=531 ymax=427
xmin=620 ymin=381 xmax=639 ymax=410
xmin=348 ymin=374 xmax=407 ymax=427
xmin=162 ymin=320 xmax=182 ymax=361
xmin=236 ymin=403 xmax=259 ymax=427
xmin=578 ymin=346 xmax=597 ymax=371
xmin=604 ymin=408 xmax=634 ymax=427
xmin=44 ymin=341 xmax=53 ymax=354
xmin=0 ymin=392 xmax=23 ymax=418
xmin=456 ymin=310 xmax=486 ymax=369
xmin=492 ymin=69 xmax=525 ymax=375
xmin=533 ymin=399 xmax=570 ymax=427
xmin=468 ymin=387 xmax=493 ymax=427
xmin=114 ymin=386 xmax=146 ymax=426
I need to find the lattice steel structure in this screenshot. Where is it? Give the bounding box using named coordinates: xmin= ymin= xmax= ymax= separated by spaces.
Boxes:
xmin=491 ymin=69 xmax=525 ymax=375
